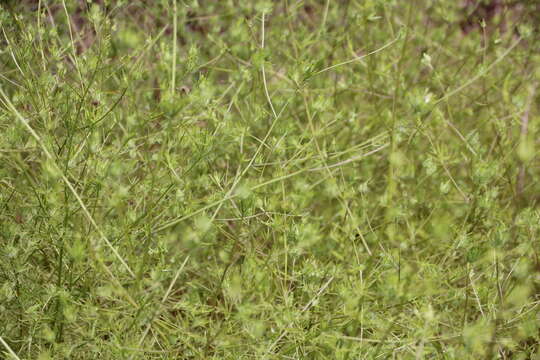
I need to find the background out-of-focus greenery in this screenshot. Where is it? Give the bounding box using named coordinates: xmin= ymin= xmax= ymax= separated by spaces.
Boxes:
xmin=1 ymin=0 xmax=539 ymax=358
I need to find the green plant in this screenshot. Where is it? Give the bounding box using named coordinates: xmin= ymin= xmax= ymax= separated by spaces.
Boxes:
xmin=1 ymin=1 xmax=539 ymax=358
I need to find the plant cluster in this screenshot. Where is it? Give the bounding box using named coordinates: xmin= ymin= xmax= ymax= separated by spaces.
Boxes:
xmin=0 ymin=1 xmax=539 ymax=358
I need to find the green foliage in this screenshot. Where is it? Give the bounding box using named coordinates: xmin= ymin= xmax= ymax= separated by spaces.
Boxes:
xmin=1 ymin=0 xmax=539 ymax=358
